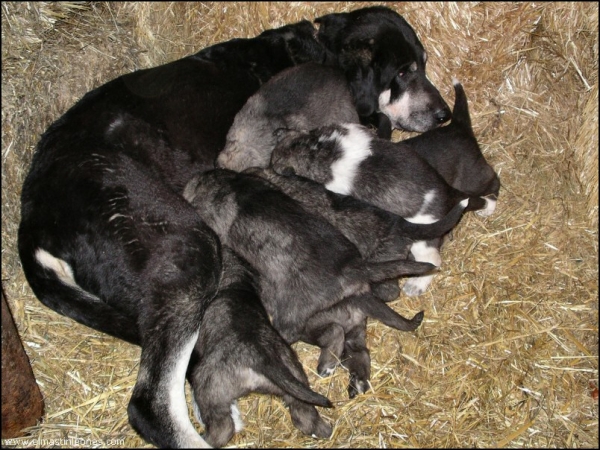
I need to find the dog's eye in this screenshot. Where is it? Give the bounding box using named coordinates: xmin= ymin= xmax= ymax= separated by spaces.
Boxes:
xmin=398 ymin=62 xmax=418 ymax=78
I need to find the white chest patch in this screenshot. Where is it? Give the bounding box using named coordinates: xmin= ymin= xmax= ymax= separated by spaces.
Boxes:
xmin=325 ymin=123 xmax=372 ymax=195
xmin=379 ymin=89 xmax=412 ymax=123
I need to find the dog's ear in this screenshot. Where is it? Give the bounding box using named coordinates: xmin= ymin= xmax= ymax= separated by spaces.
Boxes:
xmin=314 ymin=12 xmax=349 ymax=52
xmin=345 ymin=64 xmax=379 ymax=118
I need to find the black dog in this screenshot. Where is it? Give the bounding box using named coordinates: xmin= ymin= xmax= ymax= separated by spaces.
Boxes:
xmin=18 ymin=6 xmax=448 ymax=447
xmin=189 ymin=247 xmax=332 ymax=448
xmin=316 ymin=6 xmax=451 ymax=137
xmin=218 ymin=8 xmax=452 ymax=171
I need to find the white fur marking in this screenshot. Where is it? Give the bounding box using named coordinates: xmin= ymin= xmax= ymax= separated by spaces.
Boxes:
xmin=167 ymin=331 xmax=211 ymax=448
xmin=379 ymin=90 xmax=412 ymax=123
xmin=192 ymin=396 xmax=205 ymax=428
xmin=230 ymin=402 xmax=244 ymax=432
xmin=35 ymin=248 xmax=78 ymax=288
xmin=324 ymin=124 xmax=372 ymax=195
xmin=319 ymin=367 xmax=336 ymax=377
xmin=476 ymin=197 xmax=497 ymax=217
xmin=406 ymin=190 xmax=438 ymax=224
xmin=403 ymin=241 xmax=441 ymax=296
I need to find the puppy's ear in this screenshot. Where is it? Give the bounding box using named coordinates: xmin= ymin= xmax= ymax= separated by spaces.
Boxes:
xmin=346 ymin=65 xmax=379 ymax=117
xmin=273 ymin=127 xmax=302 ymax=143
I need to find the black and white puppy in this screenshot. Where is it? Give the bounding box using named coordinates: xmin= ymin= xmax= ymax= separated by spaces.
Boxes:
xmin=249 ymin=167 xmax=470 ymax=302
xmin=183 ymin=169 xmax=434 ymax=397
xmin=400 ymin=79 xmax=500 ymax=216
xmin=270 ymin=121 xmax=486 ymax=297
xmin=189 ymin=247 xmax=332 ymax=448
xmin=316 ymin=6 xmax=451 ymax=137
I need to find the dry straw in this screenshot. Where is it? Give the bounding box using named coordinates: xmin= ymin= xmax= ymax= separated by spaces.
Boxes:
xmin=2 ymin=2 xmax=597 ymax=448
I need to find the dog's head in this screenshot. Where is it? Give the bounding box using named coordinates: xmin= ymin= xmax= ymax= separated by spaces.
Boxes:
xmin=316 ymin=6 xmax=451 ymax=133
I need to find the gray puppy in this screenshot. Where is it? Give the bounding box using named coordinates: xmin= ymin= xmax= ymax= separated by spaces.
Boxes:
xmin=248 ymin=167 xmax=470 ymax=301
xmin=189 ymin=247 xmax=332 ymax=447
xmin=217 ymin=62 xmax=360 ymax=172
xmin=183 ymin=168 xmax=434 ymax=397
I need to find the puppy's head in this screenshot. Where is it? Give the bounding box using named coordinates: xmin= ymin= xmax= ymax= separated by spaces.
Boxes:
xmin=315 ymin=6 xmax=451 ymax=133
xmin=271 ymin=127 xmax=341 ymax=184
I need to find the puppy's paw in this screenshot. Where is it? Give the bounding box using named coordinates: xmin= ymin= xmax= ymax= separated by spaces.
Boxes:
xmin=476 ymin=196 xmax=497 ymax=217
xmin=311 ymin=419 xmax=333 ymax=439
xmin=317 ymin=364 xmax=337 ymax=378
xmin=348 ymin=373 xmax=369 ymax=399
xmin=402 ymin=274 xmax=433 ymax=296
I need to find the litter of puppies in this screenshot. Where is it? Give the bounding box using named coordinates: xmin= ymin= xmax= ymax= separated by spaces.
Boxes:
xmin=3 ymin=2 xmax=597 ymax=448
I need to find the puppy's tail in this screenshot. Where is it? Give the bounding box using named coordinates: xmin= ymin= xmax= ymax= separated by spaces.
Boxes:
xmin=349 ymin=294 xmax=424 ymax=332
xmin=392 ymin=198 xmax=469 ymax=241
xmin=262 ymin=364 xmax=333 ymax=408
xmin=349 ymin=259 xmax=436 ymax=284
xmin=451 ymin=78 xmax=475 ymax=137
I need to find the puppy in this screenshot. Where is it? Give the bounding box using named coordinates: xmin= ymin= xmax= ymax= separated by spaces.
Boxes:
xmin=217 ymin=62 xmax=360 ymax=171
xmin=183 ymin=169 xmax=434 ymax=396
xmin=270 ymin=122 xmax=486 ymax=297
xmin=400 ymin=79 xmax=500 ymax=216
xmin=189 ymin=247 xmax=332 ymax=448
xmin=248 ymin=167 xmax=470 ymax=302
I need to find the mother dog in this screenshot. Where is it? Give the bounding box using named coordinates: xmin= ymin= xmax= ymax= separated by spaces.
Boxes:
xmin=18 ymin=6 xmax=449 ymax=448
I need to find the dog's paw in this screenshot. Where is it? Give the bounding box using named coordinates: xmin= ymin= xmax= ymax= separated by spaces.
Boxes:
xmin=311 ymin=419 xmax=333 ymax=439
xmin=348 ymin=373 xmax=370 ymax=399
xmin=402 ymin=274 xmax=433 ymax=296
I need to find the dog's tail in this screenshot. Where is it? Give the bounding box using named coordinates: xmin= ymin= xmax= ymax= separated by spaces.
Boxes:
xmin=451 ymin=78 xmax=475 ymax=137
xmin=347 ymin=259 xmax=436 ymax=284
xmin=349 ymin=294 xmax=424 ymax=332
xmin=262 ymin=363 xmax=333 ymax=408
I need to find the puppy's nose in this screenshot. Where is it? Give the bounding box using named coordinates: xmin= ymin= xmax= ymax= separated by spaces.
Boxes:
xmin=435 ymin=107 xmax=451 ymax=124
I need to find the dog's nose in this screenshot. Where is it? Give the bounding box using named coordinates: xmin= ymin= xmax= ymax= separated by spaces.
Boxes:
xmin=435 ymin=107 xmax=451 ymax=124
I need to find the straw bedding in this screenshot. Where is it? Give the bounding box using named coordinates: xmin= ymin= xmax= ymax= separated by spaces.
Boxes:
xmin=2 ymin=2 xmax=597 ymax=448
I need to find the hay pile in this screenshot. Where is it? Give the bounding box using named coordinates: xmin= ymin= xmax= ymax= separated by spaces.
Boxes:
xmin=2 ymin=2 xmax=597 ymax=448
